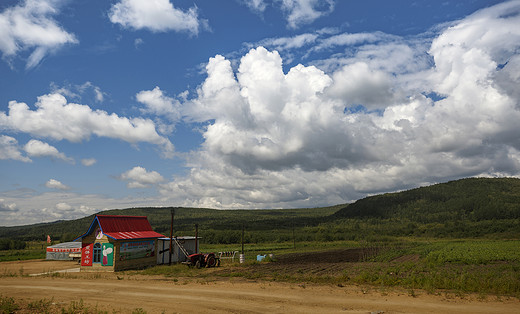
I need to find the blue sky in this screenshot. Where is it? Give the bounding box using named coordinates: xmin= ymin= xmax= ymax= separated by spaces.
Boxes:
xmin=1 ymin=0 xmax=519 ymax=226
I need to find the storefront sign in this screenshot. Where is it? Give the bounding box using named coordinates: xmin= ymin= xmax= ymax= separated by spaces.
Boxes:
xmin=46 ymin=247 xmax=81 ymax=253
xmin=81 ymin=243 xmax=93 ymax=266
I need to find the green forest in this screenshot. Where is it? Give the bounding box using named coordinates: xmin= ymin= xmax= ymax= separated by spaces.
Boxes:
xmin=1 ymin=177 xmax=519 ymax=246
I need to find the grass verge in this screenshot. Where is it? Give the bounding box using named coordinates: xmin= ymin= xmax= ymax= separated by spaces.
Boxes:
xmin=0 ymin=295 xmax=149 ymax=314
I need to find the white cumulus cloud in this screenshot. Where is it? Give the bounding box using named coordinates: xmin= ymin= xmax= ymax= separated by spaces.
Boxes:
xmin=24 ymin=139 xmax=74 ymax=163
xmin=55 ymin=202 xmax=72 ymax=211
xmin=0 ymin=199 xmax=18 ymax=212
xmin=45 ymin=179 xmax=70 ymax=190
xmin=0 ymin=93 xmax=174 ymax=158
xmin=50 ymin=82 xmax=106 ymax=103
xmin=136 ymin=86 xmax=181 ymax=122
xmin=157 ymin=1 xmax=520 ymax=209
xmin=119 ymin=166 xmax=165 ymax=188
xmin=0 ymin=135 xmax=31 ymax=162
xmin=0 ymin=0 xmax=78 ymax=69
xmin=81 ymin=158 xmax=97 ymax=167
xmin=108 ymin=0 xmax=205 ymax=35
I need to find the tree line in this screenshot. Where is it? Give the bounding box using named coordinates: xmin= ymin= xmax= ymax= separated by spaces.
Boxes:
xmin=1 ymin=177 xmax=519 ymax=245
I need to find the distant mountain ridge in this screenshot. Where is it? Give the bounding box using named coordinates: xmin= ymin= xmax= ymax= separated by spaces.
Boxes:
xmin=1 ymin=177 xmax=519 ymax=241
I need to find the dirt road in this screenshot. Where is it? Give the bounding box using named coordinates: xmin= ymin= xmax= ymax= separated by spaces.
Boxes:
xmin=2 ymin=276 xmax=519 ymax=313
xmin=1 ymin=260 xmax=519 ymax=313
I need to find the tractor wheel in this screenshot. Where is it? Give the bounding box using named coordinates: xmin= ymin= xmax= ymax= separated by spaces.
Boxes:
xmin=206 ymin=255 xmax=216 ymax=268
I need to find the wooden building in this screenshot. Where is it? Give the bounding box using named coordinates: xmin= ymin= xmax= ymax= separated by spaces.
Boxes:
xmin=75 ymin=215 xmax=164 ymax=272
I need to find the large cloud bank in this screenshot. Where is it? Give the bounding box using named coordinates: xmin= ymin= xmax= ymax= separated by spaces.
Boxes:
xmin=158 ymin=1 xmax=520 ymax=208
xmin=0 ymin=93 xmax=174 ymax=157
xmin=2 ymin=1 xmax=520 ymax=226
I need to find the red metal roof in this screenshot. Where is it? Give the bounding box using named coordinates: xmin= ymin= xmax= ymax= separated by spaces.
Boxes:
xmin=75 ymin=215 xmax=164 ymax=241
xmin=104 ymin=231 xmax=164 ymax=240
xmin=97 ymin=215 xmax=164 ymax=240
xmin=96 ymin=215 xmax=153 ymax=232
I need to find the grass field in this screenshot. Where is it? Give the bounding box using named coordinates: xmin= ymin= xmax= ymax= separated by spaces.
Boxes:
xmin=135 ymin=238 xmax=520 ymax=297
xmin=2 ymin=238 xmax=519 ymax=297
xmin=0 ymin=296 xmax=146 ymax=314
xmin=0 ymin=241 xmax=46 ymax=262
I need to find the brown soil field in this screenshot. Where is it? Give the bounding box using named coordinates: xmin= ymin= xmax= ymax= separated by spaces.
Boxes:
xmin=1 ymin=259 xmax=519 ymax=313
xmin=214 ymin=248 xmax=396 ymax=278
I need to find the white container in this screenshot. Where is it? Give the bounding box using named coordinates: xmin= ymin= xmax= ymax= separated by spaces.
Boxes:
xmin=239 ymin=254 xmax=245 ymax=263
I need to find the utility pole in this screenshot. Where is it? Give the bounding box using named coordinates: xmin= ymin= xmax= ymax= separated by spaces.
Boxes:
xmin=242 ymin=224 xmax=245 ymax=254
xmin=195 ymin=224 xmax=199 ymax=254
xmin=169 ymin=208 xmax=175 ymax=265
xmin=292 ymin=225 xmax=296 ymax=249
xmin=239 ymin=224 xmax=246 ymax=264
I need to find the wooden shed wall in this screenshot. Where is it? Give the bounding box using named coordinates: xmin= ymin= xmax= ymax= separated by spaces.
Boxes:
xmin=113 ymin=239 xmax=158 ymax=271
xmin=80 ymin=232 xmax=114 ymax=272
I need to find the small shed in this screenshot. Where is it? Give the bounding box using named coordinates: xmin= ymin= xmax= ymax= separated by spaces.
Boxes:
xmin=157 ymin=236 xmax=199 ymax=264
xmin=46 ymin=241 xmax=81 ymax=260
xmin=75 ymin=215 xmax=164 ymax=272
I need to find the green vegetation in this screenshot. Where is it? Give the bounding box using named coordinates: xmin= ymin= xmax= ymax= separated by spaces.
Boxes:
xmin=0 ymin=295 xmax=18 ymax=314
xmin=350 ymin=240 xmax=520 ymax=296
xmin=2 ymin=177 xmax=520 ymax=244
xmin=423 ymin=240 xmax=520 ymax=264
xmin=0 ymin=239 xmax=26 ymax=251
xmin=194 ymin=239 xmax=520 ymax=297
xmin=1 ymin=177 xmax=520 ymax=297
xmin=0 ymin=242 xmax=46 ymax=262
xmin=334 ymin=177 xmax=520 ymax=237
xmin=0 ymin=296 xmax=147 ymax=314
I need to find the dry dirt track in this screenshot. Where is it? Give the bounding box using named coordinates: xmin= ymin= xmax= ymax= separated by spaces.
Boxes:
xmin=1 ymin=260 xmax=519 ymax=313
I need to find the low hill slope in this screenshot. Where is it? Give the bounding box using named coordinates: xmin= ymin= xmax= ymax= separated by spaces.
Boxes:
xmin=0 ymin=206 xmax=342 ymax=242
xmin=334 ymin=177 xmax=520 ymax=222
xmin=2 ymin=177 xmax=519 ymax=242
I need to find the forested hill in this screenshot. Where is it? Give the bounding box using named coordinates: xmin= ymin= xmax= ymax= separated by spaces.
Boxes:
xmin=1 ymin=177 xmax=519 ymax=242
xmin=334 ymin=177 xmax=520 ymax=221
xmin=0 ymin=206 xmax=343 ymax=242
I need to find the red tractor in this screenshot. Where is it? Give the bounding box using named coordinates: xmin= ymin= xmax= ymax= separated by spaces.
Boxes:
xmin=183 ymin=252 xmax=220 ymax=268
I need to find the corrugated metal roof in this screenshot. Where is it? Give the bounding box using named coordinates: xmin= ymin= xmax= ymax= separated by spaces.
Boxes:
xmin=104 ymin=231 xmax=164 ymax=240
xmin=97 ymin=215 xmax=153 ymax=232
xmin=75 ymin=214 xmax=164 ymax=241
xmin=158 ymin=236 xmax=198 ymax=240
xmin=47 ymin=241 xmax=81 ymax=249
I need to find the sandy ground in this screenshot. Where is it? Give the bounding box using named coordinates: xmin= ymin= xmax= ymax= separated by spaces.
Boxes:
xmin=1 ymin=260 xmax=519 ymax=313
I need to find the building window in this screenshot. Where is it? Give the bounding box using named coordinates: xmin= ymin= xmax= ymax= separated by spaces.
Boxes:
xmin=93 ymin=243 xmax=101 ymax=263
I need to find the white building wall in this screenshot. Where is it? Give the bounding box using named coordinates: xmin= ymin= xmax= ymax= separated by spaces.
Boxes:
xmin=157 ymin=237 xmax=199 ymax=264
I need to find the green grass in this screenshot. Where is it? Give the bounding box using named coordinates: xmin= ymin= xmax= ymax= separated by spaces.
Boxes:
xmin=424 ymin=240 xmax=520 ymax=264
xmin=0 ymin=296 xmax=147 ymax=314
xmin=0 ymin=241 xmax=46 ymax=262
xmin=178 ymin=239 xmax=520 ymax=297
xmin=0 ymin=295 xmax=19 ymax=314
